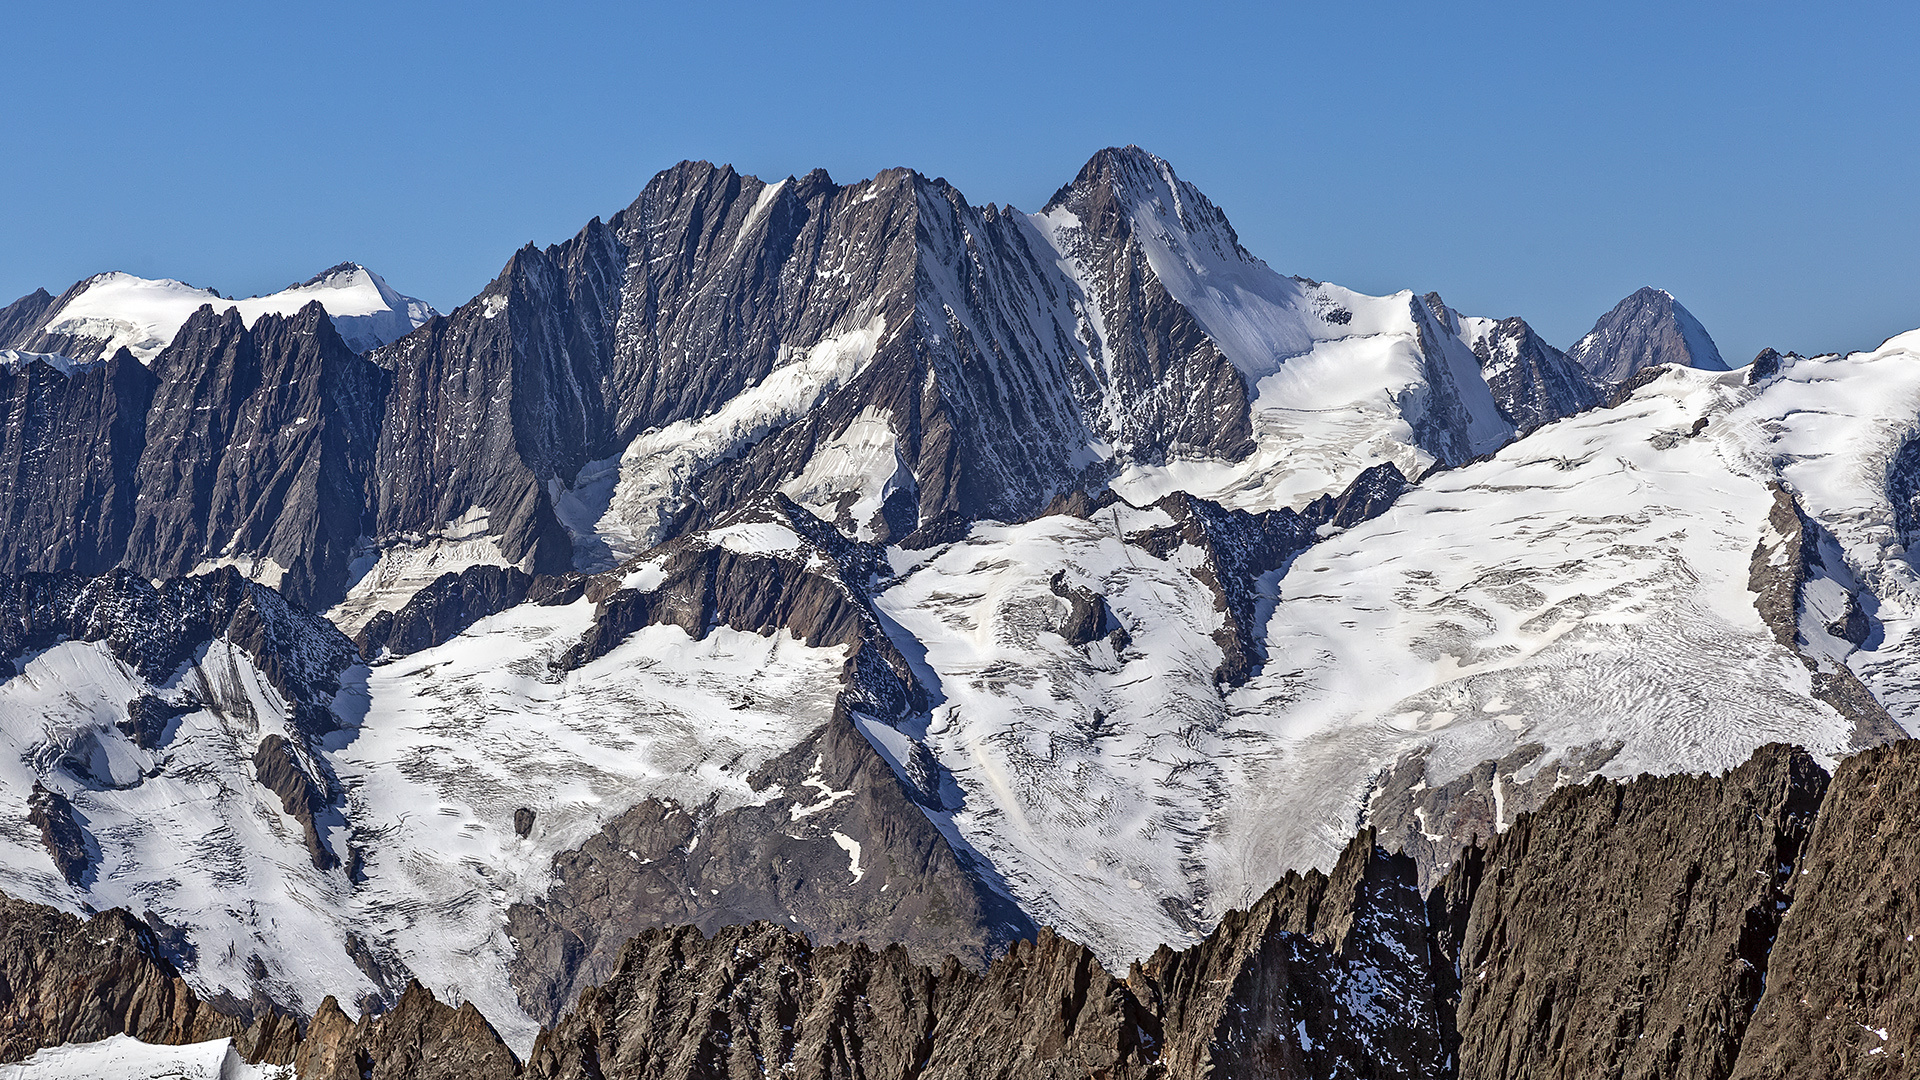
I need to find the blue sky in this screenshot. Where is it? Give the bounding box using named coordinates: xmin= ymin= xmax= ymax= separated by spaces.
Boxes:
xmin=3 ymin=1 xmax=1915 ymax=363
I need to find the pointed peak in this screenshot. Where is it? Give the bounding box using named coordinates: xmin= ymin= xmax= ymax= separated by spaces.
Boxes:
xmin=1047 ymin=146 xmax=1182 ymax=213
xmin=1567 ymin=286 xmax=1726 ymax=384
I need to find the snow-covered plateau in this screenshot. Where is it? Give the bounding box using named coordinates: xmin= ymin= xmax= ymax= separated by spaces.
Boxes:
xmin=22 ymin=264 xmax=434 ymax=362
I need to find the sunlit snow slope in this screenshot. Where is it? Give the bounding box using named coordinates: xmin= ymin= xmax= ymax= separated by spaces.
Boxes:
xmin=30 ymin=264 xmax=434 ymax=361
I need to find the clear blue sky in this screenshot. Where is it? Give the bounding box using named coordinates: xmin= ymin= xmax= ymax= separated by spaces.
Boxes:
xmin=4 ymin=1 xmax=1916 ymax=363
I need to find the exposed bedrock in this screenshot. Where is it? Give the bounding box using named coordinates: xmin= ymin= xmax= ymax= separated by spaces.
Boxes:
xmin=1451 ymin=743 xmax=1828 ymax=1080
xmin=561 ymin=496 xmax=922 ymax=718
xmin=127 ymin=303 xmax=388 ymax=611
xmin=353 ymin=564 xmax=585 ymax=660
xmin=1124 ymin=462 xmax=1406 ymax=686
xmin=0 ymin=891 xmax=298 ymax=1067
xmin=1728 ymin=739 xmax=1920 ymax=1079
xmin=0 ymin=348 xmax=153 ymax=578
xmin=296 ymin=982 xmax=520 ymax=1080
xmin=504 ymin=706 xmax=1034 ymax=1029
xmin=0 ymin=567 xmax=355 ymax=739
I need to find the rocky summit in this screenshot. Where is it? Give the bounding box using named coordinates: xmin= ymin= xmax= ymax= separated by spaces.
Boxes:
xmin=0 ymin=147 xmax=1916 ymax=1078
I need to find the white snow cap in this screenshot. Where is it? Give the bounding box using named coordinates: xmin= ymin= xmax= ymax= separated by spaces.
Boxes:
xmin=38 ymin=263 xmax=436 ymax=362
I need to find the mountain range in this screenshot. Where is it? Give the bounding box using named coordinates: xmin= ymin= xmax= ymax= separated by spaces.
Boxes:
xmin=0 ymin=146 xmax=1913 ymax=1080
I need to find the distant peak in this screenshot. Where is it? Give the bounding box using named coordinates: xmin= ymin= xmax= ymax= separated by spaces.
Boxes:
xmin=294 ymin=262 xmax=371 ymax=289
xmin=1566 ymin=285 xmax=1726 ymax=383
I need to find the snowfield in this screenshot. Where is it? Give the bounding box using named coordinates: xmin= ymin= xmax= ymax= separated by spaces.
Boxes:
xmin=0 ymin=1035 xmax=289 ymax=1080
xmin=0 ymin=600 xmax=846 ymax=1052
xmin=32 ymin=264 xmax=433 ymax=362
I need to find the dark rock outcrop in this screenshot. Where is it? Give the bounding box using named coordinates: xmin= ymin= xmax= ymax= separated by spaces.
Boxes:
xmin=354 ymin=564 xmax=540 ymax=660
xmin=1459 ymin=312 xmax=1600 ymax=433
xmin=252 ymin=734 xmax=338 ymax=871
xmin=0 ymin=568 xmax=355 ymax=735
xmin=1048 ymin=569 xmax=1118 ymax=647
xmin=26 ymin=783 xmax=92 ymax=886
xmin=1747 ymin=347 xmax=1787 ymax=383
xmin=562 ymin=496 xmax=921 ymax=718
xmin=1729 ymin=740 xmax=1920 ymax=1079
xmin=1450 ymin=744 xmax=1828 ymax=1080
xmin=0 ymin=348 xmax=155 ymax=577
xmin=1566 ymin=286 xmax=1727 ymax=386
xmin=296 ymin=981 xmax=519 ymax=1080
xmin=1126 ymin=465 xmax=1408 ymax=685
xmin=117 ymin=693 xmax=195 ymax=751
xmin=1300 ymin=459 xmax=1408 ymax=531
xmin=127 ymin=302 xmax=387 ymax=610
xmin=0 ymin=288 xmax=56 ymax=347
xmin=1749 ymin=483 xmax=1905 ymax=747
xmin=0 ymin=892 xmax=297 ymax=1066
xmin=1039 ymin=146 xmax=1256 ymax=465
xmin=504 ymin=707 xmax=1035 ymax=1028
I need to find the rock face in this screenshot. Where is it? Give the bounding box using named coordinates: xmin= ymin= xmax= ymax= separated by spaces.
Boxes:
xmin=0 ymin=288 xmax=56 ymax=346
xmin=1036 ymin=147 xmax=1256 ymax=464
xmin=562 ymin=495 xmax=921 ymax=717
xmin=0 ymin=301 xmax=388 ymax=610
xmin=1450 ymin=744 xmax=1828 ymax=1080
xmin=0 ymin=348 xmax=154 ymax=576
xmin=1566 ymin=285 xmax=1727 ymax=385
xmin=7 ymin=740 xmax=1920 ymax=1079
xmin=511 ymin=741 xmax=1914 ymax=1080
xmin=0 ymin=891 xmax=297 ymax=1066
xmin=353 ymin=564 xmax=539 ymax=659
xmin=0 ymin=567 xmax=354 ymax=727
xmin=0 ymin=151 xmax=1610 ymax=617
xmin=1728 ymin=740 xmax=1920 ymax=1079
xmin=296 ymin=981 xmax=520 ymax=1080
xmin=504 ymin=709 xmax=1036 ymax=1028
xmin=1457 ymin=310 xmax=1600 ymax=433
xmin=127 ymin=302 xmax=387 ymax=610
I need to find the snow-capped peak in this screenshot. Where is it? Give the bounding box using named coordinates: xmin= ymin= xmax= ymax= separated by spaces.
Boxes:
xmin=1565 ymin=285 xmax=1726 ymax=384
xmin=33 ymin=263 xmax=436 ymax=363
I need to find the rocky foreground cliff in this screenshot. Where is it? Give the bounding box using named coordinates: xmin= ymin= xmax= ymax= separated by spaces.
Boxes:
xmin=4 ymin=739 xmax=1913 ymax=1079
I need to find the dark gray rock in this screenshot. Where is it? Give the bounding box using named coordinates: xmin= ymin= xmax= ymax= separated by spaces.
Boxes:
xmin=504 ymin=707 xmax=1036 ymax=1028
xmin=118 ymin=694 xmax=194 ymax=751
xmin=1456 ymin=310 xmax=1600 ymax=433
xmin=1048 ymin=569 xmax=1115 ymax=647
xmin=251 ymin=733 xmax=338 ymax=871
xmin=1038 ymin=147 xmax=1255 ymax=465
xmin=127 ymin=302 xmax=387 ymax=611
xmin=1748 ymin=347 xmax=1787 ymax=383
xmin=513 ymin=807 xmax=535 ymax=839
xmin=1300 ymin=459 xmax=1408 ymax=531
xmin=1749 ymin=483 xmax=1905 ymax=748
xmin=0 ymin=348 xmax=154 ymax=577
xmin=354 ymin=564 xmax=537 ymax=660
xmin=1566 ymin=285 xmax=1727 ymax=386
xmin=561 ymin=496 xmax=920 ymax=719
xmin=26 ymin=783 xmax=91 ymax=886
xmin=0 ymin=288 xmax=56 ymax=347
